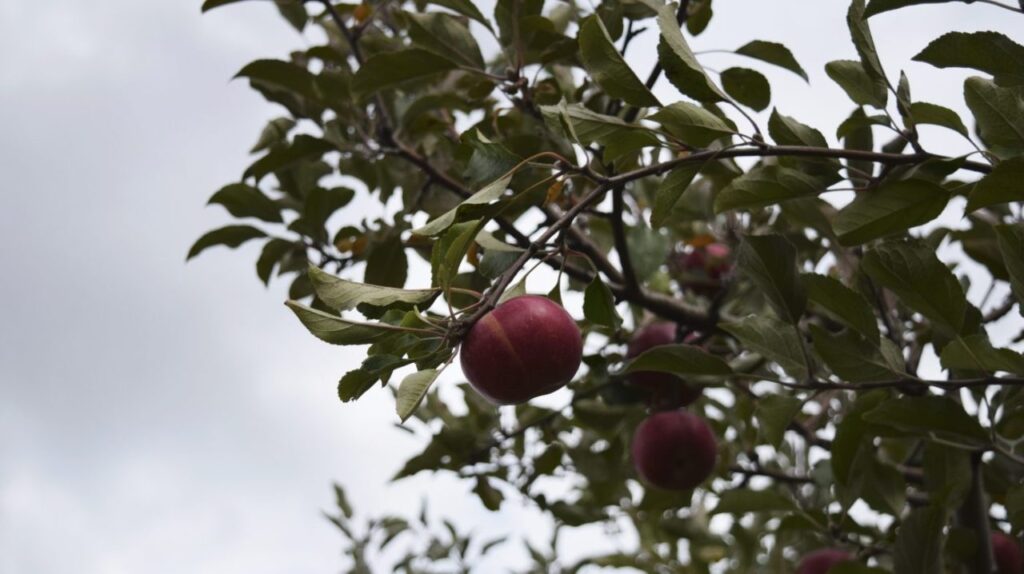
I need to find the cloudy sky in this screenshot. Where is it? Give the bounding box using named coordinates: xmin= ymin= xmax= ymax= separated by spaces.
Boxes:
xmin=1 ymin=1 xmax=1019 ymax=573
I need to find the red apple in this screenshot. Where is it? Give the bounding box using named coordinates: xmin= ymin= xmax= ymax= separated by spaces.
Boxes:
xmin=460 ymin=295 xmax=583 ymax=405
xmin=672 ymin=242 xmax=732 ymax=296
xmin=993 ymin=532 xmax=1023 ymax=574
xmin=796 ymin=548 xmax=852 ymax=574
xmin=631 ymin=410 xmax=717 ymax=490
xmin=682 ymin=243 xmax=731 ymax=278
xmin=626 ymin=322 xmax=701 ymax=408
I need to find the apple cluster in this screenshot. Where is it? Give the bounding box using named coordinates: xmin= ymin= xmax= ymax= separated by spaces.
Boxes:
xmin=458 ymin=293 xmax=1024 ymax=572
xmin=460 ymin=296 xmax=720 ymax=493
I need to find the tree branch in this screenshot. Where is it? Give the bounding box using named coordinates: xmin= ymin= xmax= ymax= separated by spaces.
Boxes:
xmin=606 ymin=145 xmax=992 ymax=184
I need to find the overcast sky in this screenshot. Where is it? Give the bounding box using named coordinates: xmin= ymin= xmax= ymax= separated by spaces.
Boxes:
xmin=1 ymin=1 xmax=1020 ymax=573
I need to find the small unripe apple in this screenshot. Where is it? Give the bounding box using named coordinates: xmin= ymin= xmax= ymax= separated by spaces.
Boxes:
xmin=993 ymin=532 xmax=1023 ymax=574
xmin=460 ymin=295 xmax=583 ymax=405
xmin=631 ymin=410 xmax=717 ymax=490
xmin=796 ymin=548 xmax=852 ymax=574
xmin=626 ymin=322 xmax=701 ymax=408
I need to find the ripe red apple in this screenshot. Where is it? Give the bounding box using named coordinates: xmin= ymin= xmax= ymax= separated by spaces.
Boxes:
xmin=796 ymin=548 xmax=852 ymax=574
xmin=631 ymin=410 xmax=717 ymax=490
xmin=626 ymin=322 xmax=701 ymax=408
xmin=993 ymin=532 xmax=1023 ymax=574
xmin=683 ymin=242 xmax=732 ymax=280
xmin=460 ymin=295 xmax=583 ymax=405
xmin=671 ymin=242 xmax=732 ymax=296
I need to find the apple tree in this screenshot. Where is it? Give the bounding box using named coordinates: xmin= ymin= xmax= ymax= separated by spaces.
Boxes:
xmin=191 ymin=0 xmax=1024 ymax=571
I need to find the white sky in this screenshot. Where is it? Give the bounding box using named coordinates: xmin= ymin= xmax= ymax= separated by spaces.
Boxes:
xmin=1 ymin=1 xmax=1021 ymax=573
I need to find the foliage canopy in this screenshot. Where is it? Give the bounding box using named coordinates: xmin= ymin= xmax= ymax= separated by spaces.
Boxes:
xmin=193 ymin=0 xmax=1024 ymax=571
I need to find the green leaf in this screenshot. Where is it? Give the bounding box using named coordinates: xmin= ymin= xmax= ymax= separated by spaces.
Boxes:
xmin=1007 ymin=484 xmax=1024 ymax=531
xmin=737 ymin=234 xmax=806 ymax=324
xmin=720 ymin=67 xmax=771 ymax=112
xmin=308 ymin=266 xmax=439 ymax=312
xmin=653 ymin=2 xmax=727 ymax=102
xmin=940 ymin=334 xmax=1024 ymax=375
xmin=835 ymin=179 xmax=949 ymax=246
xmin=892 ymin=506 xmax=946 ymax=574
xmin=964 ymin=76 xmax=1024 ymax=159
xmin=652 ymin=163 xmax=702 ymax=227
xmin=414 ymin=172 xmax=513 ymax=236
xmin=826 ymin=59 xmax=887 ymax=108
xmin=338 ymin=353 xmax=414 ymax=403
xmin=863 ymin=396 xmax=988 ymax=446
xmin=650 ymin=102 xmax=735 ymax=147
xmin=908 ymin=102 xmax=969 ymax=138
xmin=848 ymin=0 xmax=889 ymax=92
xmin=273 ymin=0 xmax=307 ymax=32
xmin=407 ymin=12 xmax=485 ymax=69
xmin=802 ymin=274 xmax=879 ymax=340
xmin=996 ymin=224 xmax=1024 ymax=315
xmin=861 ymin=457 xmax=907 ymax=515
xmin=966 ymin=157 xmax=1024 ymax=213
xmin=735 ymin=40 xmax=808 ymax=81
xmin=923 ymin=443 xmax=971 ymax=508
xmin=296 ymin=186 xmax=355 ymax=238
xmin=721 ymin=316 xmax=809 ymax=381
xmin=755 ymin=395 xmax=802 ymax=448
xmin=534 ymin=443 xmax=564 ymax=476
xmin=780 ymin=198 xmax=839 ymax=240
xmin=836 ymin=110 xmax=890 ymax=140
xmin=626 ymin=224 xmax=672 ymax=282
xmin=832 ymin=390 xmax=889 ymax=489
xmin=365 ymin=232 xmax=408 ymax=288
xmin=810 ymin=325 xmax=907 ymax=382
xmin=201 ymin=0 xmax=257 ymax=12
xmin=256 ymin=238 xmax=294 ymax=285
xmin=714 ymin=165 xmax=823 ymax=213
xmin=285 ymin=301 xmax=399 ymax=345
xmin=431 ymin=220 xmax=482 ymax=288
xmin=427 ymin=0 xmax=493 ymax=30
xmin=865 ymin=0 xmax=965 ymax=17
xmin=914 ymin=31 xmax=1024 ymax=87
xmin=578 ymin=16 xmax=659 ymax=108
xmin=351 ymin=49 xmax=457 ymax=98
xmin=462 ymin=130 xmax=520 ymax=186
xmin=540 ymin=102 xmax=651 ymax=146
xmin=862 ymin=240 xmax=970 ymax=335
xmin=768 ymin=109 xmax=829 ymax=148
xmin=187 ymin=225 xmax=266 ymax=261
xmin=711 ymin=488 xmax=796 ymax=515
xmin=583 ymin=276 xmax=621 ymax=329
xmin=251 ymin=117 xmax=296 ymax=153
xmin=624 ymin=344 xmax=733 ymax=377
xmin=497 ymin=276 xmax=527 ymax=304
xmin=396 ymin=369 xmax=441 ymax=422
xmin=548 ymin=501 xmax=606 ymax=527
xmin=473 ymin=477 xmax=503 ymax=511
xmin=494 ymin=0 xmax=543 ymax=45
xmin=207 ymin=183 xmax=282 ymax=223
xmin=244 ymin=135 xmax=334 ymax=182
xmin=337 ymin=368 xmax=381 ymax=403
xmin=235 ymin=59 xmax=319 ymax=102
xmin=685 ymin=0 xmax=713 ymax=35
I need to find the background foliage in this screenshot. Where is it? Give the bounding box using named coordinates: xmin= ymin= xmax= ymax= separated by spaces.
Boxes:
xmin=193 ymin=0 xmax=1024 ymax=571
